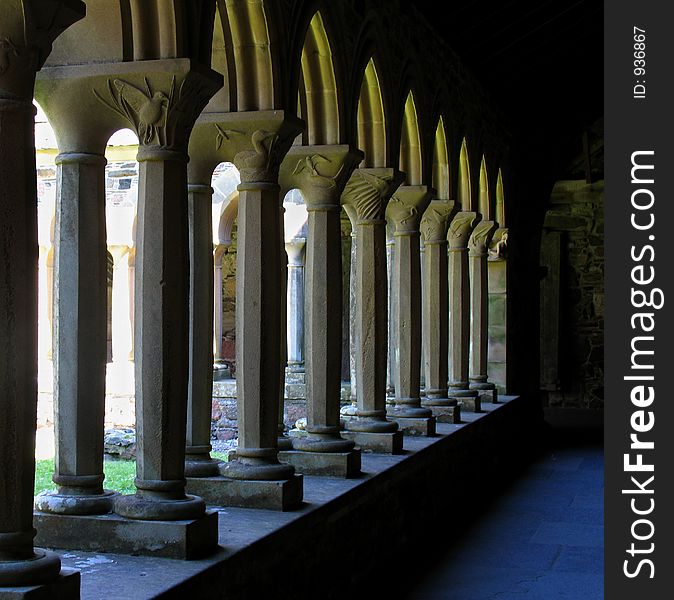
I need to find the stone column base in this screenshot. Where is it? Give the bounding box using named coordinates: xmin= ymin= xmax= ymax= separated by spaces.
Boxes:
xmin=387 ymin=416 xmax=436 ymax=436
xmin=473 ymin=388 xmax=498 ymax=404
xmin=278 ymin=449 xmax=361 ymax=478
xmin=0 ymin=569 xmax=80 ymax=599
xmin=341 ymin=431 xmax=404 ymax=454
xmin=33 ymin=511 xmax=218 ymax=559
xmin=457 ymin=396 xmax=481 ymax=412
xmin=186 ymin=475 xmax=303 ymax=512
xmin=424 ymin=404 xmax=462 ymax=424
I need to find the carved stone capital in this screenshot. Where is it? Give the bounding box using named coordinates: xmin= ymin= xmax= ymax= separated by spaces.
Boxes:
xmin=386 ymin=186 xmax=433 ymax=234
xmin=341 ymin=168 xmax=405 ymax=223
xmin=469 ymin=220 xmax=498 ymax=256
xmin=189 ymin=110 xmax=304 ymax=184
xmin=447 ymin=211 xmax=481 ymax=249
xmin=420 ymin=200 xmax=459 ymax=243
xmin=279 ymin=145 xmax=364 ymax=208
xmin=93 ymin=64 xmax=222 ymax=156
xmin=0 ymin=0 xmax=85 ymax=99
xmin=488 ymin=227 xmax=509 ymax=260
xmin=38 ymin=59 xmax=222 ymax=155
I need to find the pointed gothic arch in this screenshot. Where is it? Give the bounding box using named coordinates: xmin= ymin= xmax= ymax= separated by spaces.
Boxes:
xmin=399 ymin=91 xmax=422 ymax=185
xmin=433 ymin=116 xmax=450 ymax=200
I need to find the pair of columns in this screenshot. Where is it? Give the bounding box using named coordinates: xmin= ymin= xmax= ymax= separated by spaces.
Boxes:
xmin=31 ymin=58 xmax=223 ymax=538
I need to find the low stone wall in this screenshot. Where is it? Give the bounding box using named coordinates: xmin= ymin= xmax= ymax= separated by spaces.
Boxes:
xmin=211 ymin=380 xmax=352 ymax=441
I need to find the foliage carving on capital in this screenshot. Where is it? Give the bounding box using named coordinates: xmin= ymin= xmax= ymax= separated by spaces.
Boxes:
xmin=447 ymin=211 xmax=481 ymax=249
xmin=341 ymin=169 xmax=393 ymax=221
xmin=94 ymin=73 xmax=217 ymax=151
xmin=469 ymin=220 xmax=498 ymax=255
xmin=420 ymin=202 xmax=456 ymax=242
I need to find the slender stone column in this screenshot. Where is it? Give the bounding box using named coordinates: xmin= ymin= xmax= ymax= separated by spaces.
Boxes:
xmin=385 ymin=224 xmax=396 ymax=401
xmin=213 ymin=243 xmax=228 ymax=365
xmin=419 ymin=239 xmax=425 ymax=395
xmin=340 ymin=168 xmax=405 ymax=454
xmin=0 ymin=0 xmax=84 ymax=590
xmin=220 ymin=125 xmax=303 ymax=487
xmin=469 ymin=220 xmax=499 ymax=403
xmin=343 ymin=205 xmax=358 ymax=409
xmin=98 ymin=67 xmax=223 ymax=521
xmin=285 ymin=239 xmax=306 ymax=377
xmin=447 ymin=211 xmax=481 ymax=411
xmin=419 ymin=201 xmax=460 ymax=423
xmin=35 ymin=152 xmax=115 ymax=515
xmin=37 ymin=245 xmax=53 ymax=363
xmin=276 ymin=146 xmax=362 ymax=477
xmin=108 ymin=245 xmax=135 ymax=392
xmin=185 ymin=184 xmax=221 ymax=477
xmin=185 ymin=112 xmax=304 ymax=510
xmin=385 ymin=186 xmax=435 ymax=436
xmin=277 ymin=207 xmax=292 ymax=449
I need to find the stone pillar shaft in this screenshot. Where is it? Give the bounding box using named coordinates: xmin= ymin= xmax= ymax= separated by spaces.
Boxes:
xmin=37 ymin=152 xmax=113 ymax=514
xmin=386 ymin=186 xmax=432 ymax=419
xmin=469 ymin=220 xmax=498 ymax=386
xmin=285 ymin=239 xmax=306 ymax=370
xmin=225 ymin=181 xmax=293 ymax=479
xmin=185 ymin=184 xmax=220 ymax=477
xmin=447 ymin=212 xmax=481 ymax=400
xmin=386 ymin=229 xmax=396 ymax=397
xmin=341 ymin=168 xmax=403 ymax=436
xmin=213 ymin=244 xmax=227 ymax=362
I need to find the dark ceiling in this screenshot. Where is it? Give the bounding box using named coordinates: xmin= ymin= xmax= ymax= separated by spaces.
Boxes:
xmin=410 ymin=0 xmax=603 ymax=181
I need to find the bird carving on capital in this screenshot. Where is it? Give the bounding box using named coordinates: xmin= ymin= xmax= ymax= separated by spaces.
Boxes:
xmin=292 ymin=154 xmax=343 ymax=190
xmin=113 ymin=79 xmax=170 ymax=145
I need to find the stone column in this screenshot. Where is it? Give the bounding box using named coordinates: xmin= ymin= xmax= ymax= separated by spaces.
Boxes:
xmin=385 ymin=223 xmax=396 ymax=401
xmin=108 ymin=245 xmax=135 ymax=393
xmin=447 ymin=211 xmax=481 ymax=411
xmin=0 ymin=0 xmax=84 ymax=591
xmin=419 ymin=239 xmax=426 ymax=395
xmin=98 ymin=67 xmax=223 ymax=523
xmin=285 ymin=238 xmax=306 ymax=379
xmin=343 ymin=205 xmax=358 ymax=410
xmin=213 ymin=243 xmax=228 ymax=366
xmin=37 ymin=245 xmax=53 ymax=362
xmin=385 ymin=186 xmax=435 ymax=436
xmin=184 ymin=184 xmax=221 ymax=477
xmin=277 ymin=207 xmax=291 ymax=449
xmin=35 ymin=152 xmax=115 ymax=515
xmin=419 ymin=201 xmax=460 ymax=423
xmin=277 ymin=146 xmax=362 ymax=477
xmin=487 ymin=228 xmax=509 ymax=392
xmin=218 ymin=124 xmax=304 ymax=500
xmin=469 ymin=220 xmax=499 ymax=404
xmin=340 ymin=168 xmax=405 ymax=454
xmin=185 ymin=112 xmax=304 ymax=510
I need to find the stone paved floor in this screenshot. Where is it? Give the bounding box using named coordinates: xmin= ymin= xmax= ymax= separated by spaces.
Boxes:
xmin=403 ymin=430 xmax=604 ymax=599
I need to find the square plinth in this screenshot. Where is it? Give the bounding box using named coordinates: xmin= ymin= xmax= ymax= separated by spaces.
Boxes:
xmin=341 ymin=430 xmax=405 ymax=454
xmin=456 ymin=396 xmax=481 ymax=413
xmin=475 ymin=389 xmax=498 ymax=404
xmin=388 ymin=416 xmax=436 ymax=436
xmin=425 ymin=404 xmax=462 ymax=424
xmin=34 ymin=510 xmax=218 ymax=560
xmin=278 ymin=449 xmax=361 ymax=478
xmin=0 ymin=569 xmax=80 ymax=600
xmin=186 ymin=475 xmax=303 ymax=511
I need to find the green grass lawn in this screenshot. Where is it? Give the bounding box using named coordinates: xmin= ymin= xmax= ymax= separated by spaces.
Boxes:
xmin=34 ymin=452 xmax=229 ymax=496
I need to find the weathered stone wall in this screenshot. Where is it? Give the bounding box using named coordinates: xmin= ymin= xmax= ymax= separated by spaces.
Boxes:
xmin=540 ymin=180 xmax=604 ymax=410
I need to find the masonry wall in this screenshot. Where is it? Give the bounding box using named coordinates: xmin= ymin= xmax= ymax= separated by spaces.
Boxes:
xmin=540 ymin=180 xmax=604 ymax=413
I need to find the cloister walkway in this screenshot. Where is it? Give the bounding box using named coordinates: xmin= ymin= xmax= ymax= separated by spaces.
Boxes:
xmin=403 ymin=429 xmax=604 ymax=599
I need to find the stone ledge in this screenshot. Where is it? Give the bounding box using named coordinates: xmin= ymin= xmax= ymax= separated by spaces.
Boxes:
xmin=34 ymin=511 xmax=218 ymax=560
xmin=53 ymin=396 xmax=534 ymax=599
xmin=0 ymin=569 xmax=80 ymax=600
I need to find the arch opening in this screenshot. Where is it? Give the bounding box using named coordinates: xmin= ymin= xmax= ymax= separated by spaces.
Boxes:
xmin=399 ymin=91 xmax=422 ymax=185
xmin=357 ymin=58 xmax=386 ymax=168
